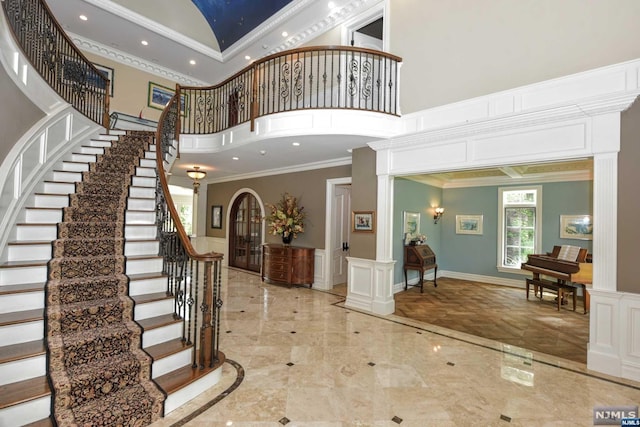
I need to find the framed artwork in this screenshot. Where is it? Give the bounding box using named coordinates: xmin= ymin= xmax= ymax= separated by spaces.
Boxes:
xmin=147 ymin=82 xmax=187 ymax=116
xmin=211 ymin=205 xmax=223 ymax=229
xmin=403 ymin=211 xmax=420 ymax=238
xmin=560 ymin=215 xmax=593 ymax=240
xmin=456 ymin=214 xmax=483 ymax=235
xmin=352 ymin=211 xmax=375 ymax=233
xmin=93 ymin=63 xmax=114 ymax=97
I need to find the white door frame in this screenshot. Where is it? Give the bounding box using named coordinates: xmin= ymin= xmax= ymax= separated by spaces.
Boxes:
xmin=322 ymin=177 xmax=352 ymax=290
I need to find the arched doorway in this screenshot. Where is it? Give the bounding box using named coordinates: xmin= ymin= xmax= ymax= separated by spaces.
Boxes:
xmin=229 ymin=192 xmax=262 ymax=272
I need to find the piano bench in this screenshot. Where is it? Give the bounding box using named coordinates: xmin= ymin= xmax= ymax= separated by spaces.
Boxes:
xmin=526 ymin=278 xmax=577 ymax=312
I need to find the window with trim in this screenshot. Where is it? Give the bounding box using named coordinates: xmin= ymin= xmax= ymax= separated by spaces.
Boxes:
xmin=497 ymin=186 xmax=542 ymax=271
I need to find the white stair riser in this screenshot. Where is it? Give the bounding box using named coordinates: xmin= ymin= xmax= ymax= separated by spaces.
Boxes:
xmin=0 ymin=291 xmax=43 ymax=313
xmin=134 ymin=298 xmax=173 ymax=320
xmin=33 ymin=194 xmax=68 ymax=209
xmin=129 ymin=277 xmax=167 ymax=296
xmin=139 ymin=158 xmax=156 ymax=168
xmin=145 ymin=150 xmax=157 ymax=160
xmin=128 ymin=198 xmax=155 ymax=211
xmin=8 ymin=243 xmax=51 ymax=262
xmin=52 ymin=170 xmax=82 ymax=182
xmin=163 ymin=367 xmax=222 ymax=415
xmin=126 ymin=257 xmax=163 ymax=275
xmin=125 ymin=240 xmax=159 ymax=256
xmin=25 ymin=208 xmax=62 ymax=223
xmin=61 ymin=162 xmax=89 ymax=173
xmin=0 ymin=396 xmax=50 ymax=426
xmin=142 ymin=322 xmax=182 ymax=348
xmin=125 ymin=225 xmax=157 ymax=239
xmin=0 ymin=266 xmax=47 ymax=285
xmin=129 ymin=186 xmax=155 ymax=199
xmin=43 ymin=181 xmax=75 ymax=194
xmin=17 ymin=225 xmax=57 ymax=240
xmin=152 ymin=348 xmax=192 ymax=379
xmin=71 ymin=153 xmax=96 ymax=163
xmin=132 ymin=176 xmax=155 ymax=188
xmin=96 ymin=134 xmax=119 ymax=141
xmin=77 ymin=146 xmax=104 ymax=155
xmin=87 ymin=140 xmax=111 ymax=148
xmin=136 ymin=167 xmax=156 ymax=178
xmin=0 ymin=355 xmax=45 ymax=386
xmin=0 ymin=320 xmax=43 ymax=346
xmin=126 ymin=210 xmax=155 ymax=224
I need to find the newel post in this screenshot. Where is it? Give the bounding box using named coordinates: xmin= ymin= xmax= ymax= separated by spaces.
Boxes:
xmin=199 ymin=260 xmax=214 ymax=369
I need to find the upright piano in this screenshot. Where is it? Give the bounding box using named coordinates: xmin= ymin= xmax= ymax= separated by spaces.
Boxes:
xmin=403 ymin=244 xmax=437 ymax=293
xmin=521 ymin=245 xmax=592 ymax=313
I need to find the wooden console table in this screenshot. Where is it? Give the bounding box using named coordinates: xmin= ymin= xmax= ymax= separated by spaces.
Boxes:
xmin=262 ymin=244 xmax=315 ymax=287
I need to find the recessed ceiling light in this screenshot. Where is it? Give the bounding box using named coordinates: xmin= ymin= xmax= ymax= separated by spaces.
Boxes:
xmin=281 ymin=31 xmax=288 ymax=37
xmin=244 ymin=55 xmax=251 ymax=60
xmin=141 ymin=40 xmax=148 ymax=46
xmin=292 ymin=142 xmax=300 ymax=146
xmin=79 ymin=15 xmax=88 ymax=21
xmin=189 ymin=59 xmax=196 ymax=65
xmin=328 ymin=2 xmax=336 ymax=8
xmin=260 ymin=150 xmax=266 ymax=155
xmin=232 ymin=156 xmax=239 ymax=160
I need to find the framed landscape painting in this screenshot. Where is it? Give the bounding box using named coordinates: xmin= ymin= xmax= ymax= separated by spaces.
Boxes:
xmin=560 ymin=215 xmax=593 ymax=240
xmin=456 ymin=214 xmax=483 ymax=235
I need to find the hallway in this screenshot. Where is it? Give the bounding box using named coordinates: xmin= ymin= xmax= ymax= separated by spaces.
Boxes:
xmin=154 ymin=269 xmax=640 ymax=426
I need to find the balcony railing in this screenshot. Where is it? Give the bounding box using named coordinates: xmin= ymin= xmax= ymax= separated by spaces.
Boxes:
xmin=180 ymin=46 xmax=402 ymax=135
xmin=2 ymin=0 xmax=110 ymax=127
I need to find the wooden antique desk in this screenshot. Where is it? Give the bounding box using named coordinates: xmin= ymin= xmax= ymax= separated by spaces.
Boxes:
xmin=403 ymin=244 xmax=437 ymax=293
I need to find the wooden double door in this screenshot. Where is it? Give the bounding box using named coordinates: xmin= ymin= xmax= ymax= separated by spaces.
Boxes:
xmin=229 ymin=192 xmax=262 ymax=272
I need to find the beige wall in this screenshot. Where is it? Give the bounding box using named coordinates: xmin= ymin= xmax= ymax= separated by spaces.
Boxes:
xmin=0 ymin=66 xmax=44 ymax=164
xmin=82 ymin=52 xmax=181 ymax=122
xmin=349 ymin=147 xmax=377 ymax=260
xmin=618 ymin=99 xmax=640 ymax=294
xmin=391 ymin=0 xmax=640 ymax=113
xmin=205 ymin=165 xmax=352 ymax=249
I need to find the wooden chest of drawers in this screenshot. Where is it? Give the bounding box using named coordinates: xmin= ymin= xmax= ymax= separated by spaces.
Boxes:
xmin=262 ymin=244 xmax=315 ymax=287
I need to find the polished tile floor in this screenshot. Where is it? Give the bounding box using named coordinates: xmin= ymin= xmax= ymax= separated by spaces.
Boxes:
xmin=153 ymin=269 xmax=640 ymax=426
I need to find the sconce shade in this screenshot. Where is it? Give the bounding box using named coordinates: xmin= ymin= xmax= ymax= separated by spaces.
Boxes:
xmin=433 ymin=207 xmax=445 ymax=224
xmin=186 ymin=166 xmax=206 ymax=181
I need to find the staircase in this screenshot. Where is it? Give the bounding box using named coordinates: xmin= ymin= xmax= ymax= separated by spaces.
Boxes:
xmin=0 ymin=130 xmax=220 ymax=425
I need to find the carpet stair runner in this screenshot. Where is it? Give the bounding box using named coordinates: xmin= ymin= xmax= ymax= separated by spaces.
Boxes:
xmin=45 ymin=134 xmax=165 ymax=425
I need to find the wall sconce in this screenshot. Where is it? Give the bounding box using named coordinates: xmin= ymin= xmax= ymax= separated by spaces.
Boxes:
xmin=186 ymin=166 xmax=206 ymax=194
xmin=433 ymin=207 xmax=445 ymax=224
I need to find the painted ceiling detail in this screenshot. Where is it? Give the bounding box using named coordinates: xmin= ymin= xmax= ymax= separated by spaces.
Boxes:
xmin=191 ymin=0 xmax=293 ymax=51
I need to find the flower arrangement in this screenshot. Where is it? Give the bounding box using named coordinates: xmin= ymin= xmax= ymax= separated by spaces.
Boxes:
xmin=265 ymin=192 xmax=306 ymax=240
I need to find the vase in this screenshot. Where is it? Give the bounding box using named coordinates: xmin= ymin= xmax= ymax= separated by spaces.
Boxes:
xmin=282 ymin=233 xmax=293 ymax=245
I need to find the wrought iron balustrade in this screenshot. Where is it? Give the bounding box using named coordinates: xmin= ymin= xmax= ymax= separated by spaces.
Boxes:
xmin=180 ymin=46 xmax=402 ymax=135
xmin=2 ymin=0 xmax=110 ymax=127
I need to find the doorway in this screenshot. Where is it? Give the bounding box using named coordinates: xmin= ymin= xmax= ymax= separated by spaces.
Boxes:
xmin=325 ymin=178 xmax=352 ymax=289
xmin=229 ymin=192 xmax=262 ymax=272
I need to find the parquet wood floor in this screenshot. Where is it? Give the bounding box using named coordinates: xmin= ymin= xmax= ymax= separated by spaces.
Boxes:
xmin=392 ymin=277 xmax=589 ymax=364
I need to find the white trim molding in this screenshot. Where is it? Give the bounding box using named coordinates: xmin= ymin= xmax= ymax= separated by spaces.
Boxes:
xmin=346 ymin=256 xmax=395 ymax=315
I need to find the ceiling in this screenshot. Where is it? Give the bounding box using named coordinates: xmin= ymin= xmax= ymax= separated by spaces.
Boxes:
xmin=43 ymin=0 xmax=593 ymax=188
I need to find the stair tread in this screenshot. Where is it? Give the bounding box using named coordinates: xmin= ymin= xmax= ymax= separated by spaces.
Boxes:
xmin=7 ymin=240 xmax=52 ymax=245
xmin=0 ymin=339 xmax=45 ymax=364
xmin=0 ymin=309 xmax=43 ymax=326
xmin=131 ymin=292 xmax=172 ymax=305
xmin=154 ymin=351 xmax=225 ymax=395
xmin=128 ymin=272 xmax=167 ymax=281
xmin=0 ymin=375 xmax=50 ymax=410
xmin=0 ymin=282 xmax=43 ymax=295
xmin=145 ymin=338 xmax=191 ymax=361
xmin=0 ymin=259 xmax=48 ymax=268
xmin=137 ymin=313 xmax=181 ymax=331
xmin=25 ymin=207 xmax=61 ymax=210
xmin=15 ymin=222 xmax=56 ymax=226
xmin=23 ymin=417 xmax=54 ymax=427
xmin=127 ymin=254 xmax=162 ymax=260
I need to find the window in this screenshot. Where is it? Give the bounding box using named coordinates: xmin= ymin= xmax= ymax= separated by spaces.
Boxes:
xmin=497 ymin=186 xmax=542 ymax=271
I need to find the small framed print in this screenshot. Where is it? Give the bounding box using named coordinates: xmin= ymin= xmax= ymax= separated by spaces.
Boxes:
xmin=147 ymin=82 xmax=188 ymax=116
xmin=211 ymin=205 xmax=222 ymax=229
xmin=560 ymin=214 xmax=592 ymax=240
xmin=455 ymin=214 xmax=483 ymax=235
xmin=352 ymin=211 xmax=375 ymax=233
xmin=93 ymin=63 xmax=114 ymax=97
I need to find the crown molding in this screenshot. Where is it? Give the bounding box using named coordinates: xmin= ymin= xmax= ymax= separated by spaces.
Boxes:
xmin=81 ymin=0 xmax=223 ymax=61
xmin=69 ymin=32 xmax=209 ymax=86
xmin=407 ymin=169 xmax=593 ymax=189
xmin=208 ymin=157 xmax=352 ymax=184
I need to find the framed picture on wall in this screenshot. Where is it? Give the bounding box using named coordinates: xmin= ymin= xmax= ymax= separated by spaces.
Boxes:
xmin=352 ymin=211 xmax=375 ymax=232
xmin=147 ymin=82 xmax=188 ymax=116
xmin=560 ymin=215 xmax=592 ymax=240
xmin=211 ymin=205 xmax=222 ymax=229
xmin=455 ymin=214 xmax=483 ymax=235
xmin=93 ymin=63 xmax=114 ymax=97
xmin=403 ymin=211 xmax=420 ymax=239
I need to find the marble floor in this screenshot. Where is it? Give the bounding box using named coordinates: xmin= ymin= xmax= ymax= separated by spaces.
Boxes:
xmin=152 ymin=269 xmax=640 ymax=427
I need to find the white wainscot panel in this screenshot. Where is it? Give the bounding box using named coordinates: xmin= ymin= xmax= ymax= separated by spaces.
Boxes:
xmin=621 ymin=293 xmax=640 ymax=381
xmin=350 ymin=264 xmax=373 ymax=297
xmin=267 ymin=113 xmax=313 ymax=133
xmin=312 ymin=249 xmax=328 ymax=290
xmin=472 ymin=121 xmax=589 ymax=163
xmin=391 ymin=141 xmax=468 ymax=174
xmin=404 ymin=99 xmax=491 ymax=134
